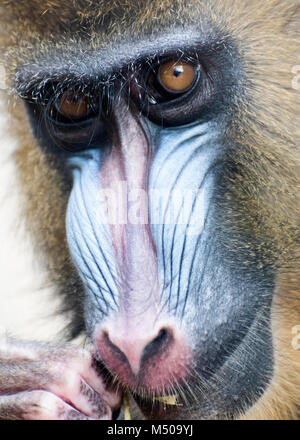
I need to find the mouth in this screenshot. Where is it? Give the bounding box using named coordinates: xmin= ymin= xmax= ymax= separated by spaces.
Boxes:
xmin=94 ymin=358 xmax=187 ymax=419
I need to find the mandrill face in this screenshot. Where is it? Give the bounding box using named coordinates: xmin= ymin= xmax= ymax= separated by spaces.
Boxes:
xmin=59 ymin=32 xmax=273 ymax=419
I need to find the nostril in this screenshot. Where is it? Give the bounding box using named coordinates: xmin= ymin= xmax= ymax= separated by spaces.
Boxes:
xmin=102 ymin=330 xmax=128 ymax=364
xmin=141 ymin=328 xmax=172 ymax=362
xmin=96 ymin=323 xmax=191 ymax=392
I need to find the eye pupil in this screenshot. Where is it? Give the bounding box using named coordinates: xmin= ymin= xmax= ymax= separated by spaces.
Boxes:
xmin=173 ymin=66 xmax=184 ymax=78
xmin=158 ymin=61 xmax=197 ymax=93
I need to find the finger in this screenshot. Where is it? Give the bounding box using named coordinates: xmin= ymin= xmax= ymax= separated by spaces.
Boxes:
xmin=59 ymin=347 xmax=122 ymax=409
xmin=50 ymin=368 xmax=113 ymax=419
xmin=80 ymin=354 xmax=122 ymax=409
xmin=0 ymin=390 xmax=99 ymax=420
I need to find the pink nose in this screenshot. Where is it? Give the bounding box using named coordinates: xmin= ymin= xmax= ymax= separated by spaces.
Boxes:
xmin=95 ymin=321 xmax=191 ymax=392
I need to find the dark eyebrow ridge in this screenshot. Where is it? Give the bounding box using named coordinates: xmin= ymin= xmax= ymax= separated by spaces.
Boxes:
xmin=15 ymin=29 xmax=228 ymax=101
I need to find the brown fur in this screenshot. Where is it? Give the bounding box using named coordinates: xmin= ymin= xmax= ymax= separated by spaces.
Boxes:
xmin=0 ymin=0 xmax=300 ymax=419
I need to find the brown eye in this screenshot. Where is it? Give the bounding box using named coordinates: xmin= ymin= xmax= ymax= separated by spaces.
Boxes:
xmin=158 ymin=61 xmax=198 ymax=94
xmin=57 ymin=89 xmax=91 ymax=119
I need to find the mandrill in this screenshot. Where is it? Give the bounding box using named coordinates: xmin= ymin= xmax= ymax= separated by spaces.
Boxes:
xmin=0 ymin=0 xmax=300 ymax=420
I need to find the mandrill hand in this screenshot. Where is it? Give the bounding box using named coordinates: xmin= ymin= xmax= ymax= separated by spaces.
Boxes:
xmin=0 ymin=336 xmax=121 ymax=420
